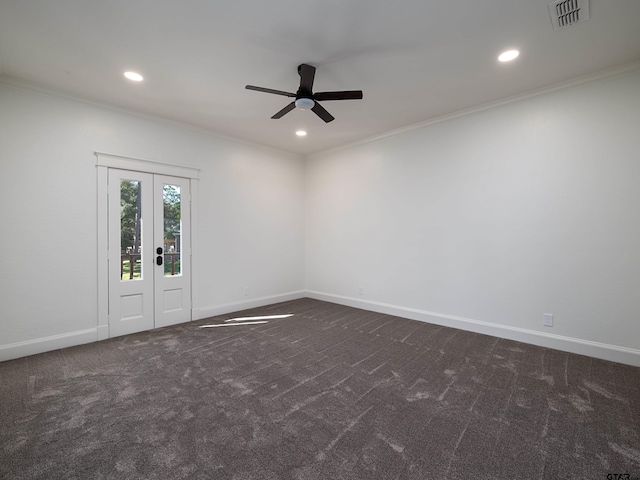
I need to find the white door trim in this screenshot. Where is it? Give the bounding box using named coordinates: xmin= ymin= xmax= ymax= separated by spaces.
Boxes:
xmin=95 ymin=151 xmax=200 ymax=179
xmin=96 ymin=152 xmax=199 ymax=339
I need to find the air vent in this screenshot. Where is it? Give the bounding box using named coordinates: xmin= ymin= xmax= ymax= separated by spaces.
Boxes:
xmin=548 ymin=0 xmax=590 ymax=31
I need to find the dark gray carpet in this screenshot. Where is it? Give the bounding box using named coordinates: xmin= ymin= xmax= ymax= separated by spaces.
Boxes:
xmin=1 ymin=298 xmax=639 ymax=479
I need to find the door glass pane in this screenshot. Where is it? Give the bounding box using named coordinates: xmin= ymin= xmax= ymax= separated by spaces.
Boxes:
xmin=120 ymin=180 xmax=143 ymax=280
xmin=163 ymin=184 xmax=181 ymax=276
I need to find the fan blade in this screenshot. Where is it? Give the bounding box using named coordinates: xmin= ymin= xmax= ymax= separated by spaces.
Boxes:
xmin=314 ymin=90 xmax=363 ymax=101
xmin=246 ymin=85 xmax=296 ymax=97
xmin=298 ymin=64 xmax=316 ymax=93
xmin=271 ymin=102 xmax=296 ymax=119
xmin=311 ymin=102 xmax=335 ymax=123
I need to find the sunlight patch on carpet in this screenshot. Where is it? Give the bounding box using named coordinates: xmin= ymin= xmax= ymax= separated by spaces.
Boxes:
xmin=225 ymin=314 xmax=294 ymax=322
xmin=199 ymin=321 xmax=269 ymax=328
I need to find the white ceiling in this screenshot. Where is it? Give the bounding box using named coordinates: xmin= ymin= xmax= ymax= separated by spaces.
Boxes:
xmin=1 ymin=0 xmax=639 ymax=156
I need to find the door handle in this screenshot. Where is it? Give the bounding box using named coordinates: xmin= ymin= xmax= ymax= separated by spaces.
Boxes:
xmin=156 ymin=256 xmax=163 ymax=266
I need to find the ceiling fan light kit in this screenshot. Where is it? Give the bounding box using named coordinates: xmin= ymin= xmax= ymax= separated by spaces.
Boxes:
xmin=246 ymin=64 xmax=363 ymax=123
xmin=295 ymin=97 xmax=315 ymax=110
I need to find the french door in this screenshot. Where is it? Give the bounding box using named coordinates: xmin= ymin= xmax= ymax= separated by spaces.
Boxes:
xmin=107 ymin=168 xmax=191 ymax=337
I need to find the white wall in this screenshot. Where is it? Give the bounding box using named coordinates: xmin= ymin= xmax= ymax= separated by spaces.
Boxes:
xmin=2 ymin=70 xmax=640 ymax=366
xmin=306 ymin=70 xmax=640 ymax=365
xmin=0 ymin=82 xmax=305 ymax=360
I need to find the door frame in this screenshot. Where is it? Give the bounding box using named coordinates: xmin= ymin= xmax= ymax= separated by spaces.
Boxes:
xmin=96 ymin=151 xmax=200 ymax=340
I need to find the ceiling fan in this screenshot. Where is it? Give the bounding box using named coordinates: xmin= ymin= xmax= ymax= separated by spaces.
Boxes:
xmin=245 ymin=64 xmax=363 ymax=123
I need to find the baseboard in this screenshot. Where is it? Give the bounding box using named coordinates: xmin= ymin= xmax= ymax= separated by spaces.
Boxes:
xmin=306 ymin=290 xmax=640 ymax=367
xmin=5 ymin=291 xmax=636 ymax=367
xmin=0 ymin=328 xmax=98 ymax=363
xmin=197 ymin=290 xmax=307 ymax=320
xmin=97 ymin=324 xmax=109 ymax=341
xmin=0 ymin=292 xmax=306 ymax=362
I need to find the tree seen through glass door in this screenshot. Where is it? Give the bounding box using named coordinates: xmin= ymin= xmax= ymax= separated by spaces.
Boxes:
xmin=162 ymin=184 xmax=181 ymax=276
xmin=119 ymin=181 xmax=182 ymax=279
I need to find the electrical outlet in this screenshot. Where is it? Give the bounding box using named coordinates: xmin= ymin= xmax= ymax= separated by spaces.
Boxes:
xmin=243 ymin=287 xmax=249 ymax=297
xmin=358 ymin=285 xmax=364 ymax=296
xmin=543 ymin=313 xmax=553 ymax=327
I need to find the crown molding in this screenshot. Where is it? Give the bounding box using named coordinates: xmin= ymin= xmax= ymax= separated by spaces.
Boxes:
xmin=0 ymin=74 xmax=302 ymax=161
xmin=310 ymin=59 xmax=640 ymax=160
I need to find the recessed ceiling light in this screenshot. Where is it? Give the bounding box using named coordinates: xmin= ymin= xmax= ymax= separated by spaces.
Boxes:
xmin=498 ymin=50 xmax=520 ymax=62
xmin=296 ymin=130 xmax=307 ymax=137
xmin=124 ymin=71 xmax=144 ymax=82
